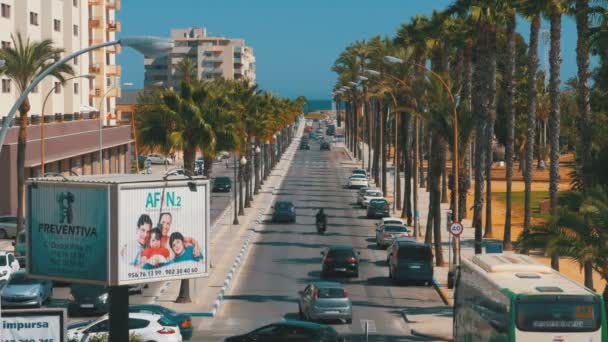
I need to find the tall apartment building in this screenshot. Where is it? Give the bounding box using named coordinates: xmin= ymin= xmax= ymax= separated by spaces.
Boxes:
xmin=0 ymin=0 xmax=132 ymax=216
xmin=144 ymin=27 xmax=256 ymax=88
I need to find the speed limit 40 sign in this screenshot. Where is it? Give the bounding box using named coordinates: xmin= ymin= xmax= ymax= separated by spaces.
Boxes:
xmin=449 ymin=222 xmax=463 ymax=236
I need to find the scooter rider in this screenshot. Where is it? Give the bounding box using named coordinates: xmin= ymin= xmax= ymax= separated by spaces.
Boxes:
xmin=316 ymin=208 xmax=327 ymax=227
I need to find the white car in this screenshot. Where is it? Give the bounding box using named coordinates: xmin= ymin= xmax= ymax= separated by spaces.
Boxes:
xmin=0 ymin=216 xmax=18 ymax=239
xmin=377 ymin=217 xmax=406 ymax=227
xmin=348 ymin=174 xmax=369 ymax=189
xmin=351 ymin=168 xmax=368 ymax=179
xmin=356 ymin=187 xmax=373 ymax=204
xmin=165 ymin=168 xmax=185 ymax=177
xmin=0 ymin=252 xmax=19 ymax=282
xmin=146 ymin=154 xmax=174 ymax=165
xmin=361 ymin=189 xmax=384 ymax=208
xmin=68 ymin=312 xmax=182 ymax=342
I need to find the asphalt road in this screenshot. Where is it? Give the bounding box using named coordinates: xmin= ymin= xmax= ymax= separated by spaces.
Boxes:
xmin=205 ymin=130 xmax=443 ymax=341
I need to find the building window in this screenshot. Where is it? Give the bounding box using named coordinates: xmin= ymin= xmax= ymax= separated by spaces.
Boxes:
xmin=1 ymin=3 xmax=10 ymax=18
xmin=73 ymin=55 xmax=79 ymax=65
xmin=73 ymin=24 xmax=78 ymax=37
xmin=54 ymin=82 xmax=61 ymax=94
xmin=1 ymin=41 xmax=10 ymax=49
xmin=1 ymin=79 xmax=10 ymax=93
xmin=54 ymin=19 xmax=61 ymax=32
xmin=30 ymin=12 xmax=38 ymax=26
xmin=73 ymin=0 xmax=78 ymax=7
xmin=73 ymin=83 xmax=79 ymax=94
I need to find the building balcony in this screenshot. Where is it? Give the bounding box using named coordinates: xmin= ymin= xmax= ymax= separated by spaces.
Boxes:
xmin=234 ymin=68 xmax=243 ymax=74
xmin=106 ymin=0 xmax=121 ymax=9
xmin=205 ymin=57 xmax=223 ymax=63
xmin=204 ymin=68 xmax=222 ymax=75
xmin=89 ymin=17 xmax=102 ymax=29
xmin=234 ymin=57 xmax=242 ymax=64
xmin=106 ymin=65 xmax=121 ymax=76
xmin=89 ymin=64 xmax=101 ymax=74
xmin=107 ymin=20 xmax=121 ymax=32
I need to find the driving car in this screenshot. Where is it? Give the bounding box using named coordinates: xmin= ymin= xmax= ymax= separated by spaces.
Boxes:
xmin=68 ymin=284 xmax=145 ymax=316
xmin=271 ymin=201 xmax=296 ymax=223
xmin=375 ymin=224 xmax=410 ymax=248
xmin=146 ymin=153 xmax=174 ymax=165
xmin=212 ymin=176 xmax=232 ymax=192
xmin=298 ymin=282 xmax=352 ymax=324
xmin=316 ymin=128 xmax=324 ymax=134
xmin=320 ymin=142 xmax=331 ymax=150
xmin=1 ymin=271 xmax=52 ymax=308
xmin=129 ymin=304 xmax=193 ymax=340
xmin=0 ymin=215 xmax=18 ymax=239
xmin=386 ymin=237 xmax=416 ymax=263
xmin=223 ymin=320 xmax=343 ymax=342
xmin=361 ymin=189 xmax=384 ymax=208
xmin=351 ymin=168 xmax=368 ymax=178
xmin=347 ymin=174 xmax=369 ymax=189
xmin=309 ymin=132 xmax=317 ymax=140
xmin=366 ymin=198 xmax=390 ymax=218
xmin=388 ymin=240 xmax=434 ymax=285
xmin=68 ymin=312 xmax=183 ymax=342
xmin=377 ymin=217 xmax=406 ymax=227
xmin=300 ymin=141 xmax=311 ymax=150
xmin=321 ymin=245 xmax=360 ymax=278
xmin=0 ymin=252 xmax=19 ymax=281
xmin=355 ymin=187 xmax=373 ymax=205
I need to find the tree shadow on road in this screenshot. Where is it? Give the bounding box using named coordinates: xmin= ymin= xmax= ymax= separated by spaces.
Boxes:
xmin=222 ymin=294 xmax=299 ymax=304
xmin=274 ymin=257 xmax=323 ymax=265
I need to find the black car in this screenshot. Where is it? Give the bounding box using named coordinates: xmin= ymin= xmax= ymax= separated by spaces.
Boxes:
xmin=320 ymin=142 xmax=331 ymax=150
xmin=366 ymin=199 xmax=390 ymax=218
xmin=224 ymin=320 xmax=344 ymax=342
xmin=272 ymin=201 xmax=296 ymax=223
xmin=212 ymin=176 xmax=232 ymax=192
xmin=300 ymin=141 xmax=311 ymax=150
xmin=321 ymin=245 xmax=360 ymax=278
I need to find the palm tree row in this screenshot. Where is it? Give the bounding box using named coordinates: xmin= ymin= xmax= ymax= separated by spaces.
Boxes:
xmin=332 ymin=0 xmax=607 ymax=271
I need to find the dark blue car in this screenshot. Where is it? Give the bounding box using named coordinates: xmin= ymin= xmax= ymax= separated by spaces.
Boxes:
xmin=272 ymin=201 xmax=296 ymax=223
xmin=129 ymin=304 xmax=193 ymax=340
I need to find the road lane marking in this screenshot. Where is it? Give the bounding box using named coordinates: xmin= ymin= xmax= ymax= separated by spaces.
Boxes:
xmin=360 ymin=319 xmax=377 ymax=333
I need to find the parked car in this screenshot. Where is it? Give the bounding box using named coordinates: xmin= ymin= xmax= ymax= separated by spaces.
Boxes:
xmin=300 ymin=141 xmax=311 ymax=150
xmin=12 ymin=230 xmax=26 ymax=257
xmin=321 ymin=245 xmax=360 ymax=278
xmin=375 ymin=224 xmax=410 ymax=248
xmin=355 ymin=187 xmax=373 ymax=205
xmin=147 ymin=153 xmax=174 ymax=165
xmin=320 ymin=142 xmax=331 ymax=151
xmin=351 ymin=168 xmax=368 ymax=179
xmin=0 ymin=252 xmax=19 ymax=281
xmin=165 ymin=168 xmax=185 ymax=177
xmin=298 ymin=281 xmax=352 ymax=324
xmin=223 ymin=320 xmax=343 ymax=342
xmin=1 ymin=271 xmax=52 ymax=308
xmin=347 ymin=174 xmax=368 ymax=189
xmin=68 ymin=284 xmax=144 ymax=316
xmin=388 ymin=241 xmax=434 ymax=285
xmin=129 ymin=304 xmax=193 ymax=340
xmin=212 ymin=176 xmax=233 ymax=192
xmin=0 ymin=216 xmax=18 ymax=239
xmin=386 ymin=237 xmax=417 ymax=264
xmin=361 ymin=189 xmax=384 ymax=208
xmin=68 ymin=312 xmax=182 ymax=342
xmin=215 ymin=151 xmax=230 ymax=161
xmin=271 ymin=201 xmax=296 ymax=223
xmin=366 ymin=199 xmax=390 ymax=218
xmin=376 ymin=217 xmax=405 ymax=227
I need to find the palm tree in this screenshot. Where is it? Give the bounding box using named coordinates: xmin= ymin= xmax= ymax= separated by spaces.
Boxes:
xmin=0 ymin=33 xmax=74 ymax=237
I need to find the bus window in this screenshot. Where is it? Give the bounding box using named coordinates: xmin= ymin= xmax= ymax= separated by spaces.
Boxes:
xmin=516 ymin=296 xmax=601 ymax=332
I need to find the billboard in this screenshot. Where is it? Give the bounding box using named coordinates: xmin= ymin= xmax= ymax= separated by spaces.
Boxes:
xmin=28 ymin=184 xmax=108 ymax=283
xmin=117 ymin=182 xmax=208 ymax=284
xmin=1 ymin=309 xmax=66 ymax=341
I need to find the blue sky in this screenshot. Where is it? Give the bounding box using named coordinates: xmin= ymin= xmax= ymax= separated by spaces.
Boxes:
xmin=117 ymin=0 xmax=581 ymax=100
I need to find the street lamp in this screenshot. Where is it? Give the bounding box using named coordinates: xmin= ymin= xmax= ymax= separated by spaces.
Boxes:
xmin=40 ymin=74 xmax=96 ymax=175
xmin=0 ymin=36 xmax=174 ymax=153
xmin=233 ymin=155 xmax=239 ymax=225
xmin=238 ymin=156 xmax=247 ymax=215
xmin=255 ymin=145 xmax=261 ymax=193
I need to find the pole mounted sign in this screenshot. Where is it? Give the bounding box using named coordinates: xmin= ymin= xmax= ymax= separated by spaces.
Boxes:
xmin=449 ymin=222 xmax=463 ymax=237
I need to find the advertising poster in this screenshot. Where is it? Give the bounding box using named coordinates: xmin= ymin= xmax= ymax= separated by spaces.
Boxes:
xmin=118 ymin=184 xmax=207 ymax=283
xmin=28 ymin=184 xmax=108 ymax=282
xmin=1 ymin=310 xmax=65 ymax=341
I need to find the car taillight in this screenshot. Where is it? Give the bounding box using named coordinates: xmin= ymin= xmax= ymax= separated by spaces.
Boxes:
xmin=347 ymin=257 xmax=357 ymax=264
xmin=343 ymin=289 xmax=349 ymax=298
xmin=157 ymin=328 xmax=176 ymax=334
xmin=181 ymin=319 xmax=192 ymax=328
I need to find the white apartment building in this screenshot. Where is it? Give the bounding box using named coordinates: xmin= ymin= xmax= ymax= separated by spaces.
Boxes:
xmin=144 ymin=27 xmax=256 ymax=88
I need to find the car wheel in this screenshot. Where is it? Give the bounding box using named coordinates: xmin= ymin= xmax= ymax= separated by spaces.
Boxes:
xmin=0 ymin=229 xmax=7 ymax=239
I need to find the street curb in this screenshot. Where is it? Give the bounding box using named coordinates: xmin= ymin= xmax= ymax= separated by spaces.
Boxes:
xmin=210 ymin=199 xmax=234 ymax=234
xmin=411 ymin=328 xmax=453 ymax=342
xmin=432 ymin=276 xmax=452 ymax=306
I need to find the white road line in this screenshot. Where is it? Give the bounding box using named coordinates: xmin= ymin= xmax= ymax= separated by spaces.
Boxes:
xmin=360 ymin=319 xmax=377 ymax=333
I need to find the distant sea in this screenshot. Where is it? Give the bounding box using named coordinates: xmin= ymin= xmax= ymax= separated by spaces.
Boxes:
xmin=305 ymin=99 xmax=332 ymax=113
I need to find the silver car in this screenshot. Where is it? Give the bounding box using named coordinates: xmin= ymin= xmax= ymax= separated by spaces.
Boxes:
xmin=356 ymin=187 xmax=372 ymax=204
xmin=298 ymin=281 xmax=352 ymax=324
xmin=376 ymin=224 xmax=410 ymax=248
xmin=0 ymin=216 xmax=18 ymax=239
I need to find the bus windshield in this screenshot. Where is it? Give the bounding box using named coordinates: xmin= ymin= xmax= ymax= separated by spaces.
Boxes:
xmin=516 ymin=295 xmax=601 ymax=332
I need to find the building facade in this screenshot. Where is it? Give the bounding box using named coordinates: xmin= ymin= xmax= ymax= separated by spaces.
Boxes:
xmin=144 ymin=27 xmax=256 ymax=88
xmin=0 ymin=0 xmax=131 ymax=216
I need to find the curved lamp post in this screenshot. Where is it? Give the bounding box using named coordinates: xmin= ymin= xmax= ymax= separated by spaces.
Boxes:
xmin=40 ymin=74 xmax=96 ymax=175
xmin=0 ymin=36 xmax=174 ymax=153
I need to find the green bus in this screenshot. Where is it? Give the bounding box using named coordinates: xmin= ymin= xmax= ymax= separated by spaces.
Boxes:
xmin=454 ymin=254 xmax=607 ymax=341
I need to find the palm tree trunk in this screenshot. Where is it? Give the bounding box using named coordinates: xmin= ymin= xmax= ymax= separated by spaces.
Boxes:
xmin=402 ymin=113 xmax=412 ymax=222
xmin=585 ymin=262 xmax=594 ymax=290
xmin=203 ymin=154 xmax=214 ymax=178
xmin=524 ymin=15 xmax=541 ymax=232
xmin=484 ymin=29 xmax=497 ymax=238
xmin=238 ymin=161 xmax=244 ymax=216
xmin=548 ymin=7 xmax=562 ymax=271
xmin=381 ymin=103 xmax=387 ymax=195
xmin=395 ymin=112 xmax=401 ymax=211
xmin=441 ymin=147 xmax=448 ymax=203
xmin=432 ymin=134 xmax=445 ymax=267
xmin=419 ymin=120 xmax=426 ymax=189
xmin=504 ymin=11 xmax=516 ymax=251
xmin=473 ymin=36 xmax=487 ymax=254
xmin=576 ymin=0 xmax=593 ymax=193
xmin=16 ymin=99 xmax=30 ymax=239
xmin=373 ymin=100 xmax=381 ymax=186
xmin=425 ymin=131 xmax=434 ymax=246
xmin=182 ymin=146 xmax=196 ymax=174
xmin=460 ymin=44 xmax=473 ymax=221
xmin=413 ymin=115 xmax=420 ymax=236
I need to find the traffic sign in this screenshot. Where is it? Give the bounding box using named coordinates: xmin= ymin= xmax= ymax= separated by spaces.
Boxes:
xmin=449 ymin=222 xmax=463 ymax=236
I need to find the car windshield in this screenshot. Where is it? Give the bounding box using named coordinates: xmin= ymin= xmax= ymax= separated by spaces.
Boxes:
xmin=328 ymin=250 xmax=355 ymax=261
xmin=366 ymin=191 xmax=382 ymax=197
xmin=370 ymin=200 xmax=387 ymax=206
xmin=384 ymin=225 xmax=408 ymax=233
xmin=351 ymin=175 xmax=366 ymax=179
xmin=215 ymin=177 xmax=230 ymax=184
xmin=317 ymin=287 xmax=347 ymax=298
xmin=276 ymin=202 xmax=292 ymax=210
xmin=9 ymin=273 xmax=39 ymax=285
xmin=398 ymin=245 xmax=432 ymax=260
